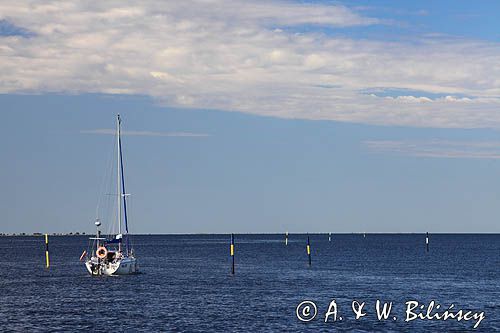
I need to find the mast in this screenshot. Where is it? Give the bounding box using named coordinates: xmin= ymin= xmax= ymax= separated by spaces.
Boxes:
xmin=118 ymin=114 xmax=130 ymax=255
xmin=117 ymin=115 xmax=122 ymax=253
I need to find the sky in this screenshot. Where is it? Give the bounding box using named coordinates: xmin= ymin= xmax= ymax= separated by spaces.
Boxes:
xmin=1 ymin=0 xmax=500 ymax=233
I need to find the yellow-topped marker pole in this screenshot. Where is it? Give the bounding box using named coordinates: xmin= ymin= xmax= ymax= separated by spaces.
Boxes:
xmin=45 ymin=233 xmax=50 ymax=269
xmin=307 ymin=235 xmax=311 ymax=266
xmin=230 ymin=233 xmax=235 ymax=275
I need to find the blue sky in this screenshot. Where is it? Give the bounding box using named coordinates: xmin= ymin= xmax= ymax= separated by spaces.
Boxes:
xmin=1 ymin=1 xmax=500 ymax=233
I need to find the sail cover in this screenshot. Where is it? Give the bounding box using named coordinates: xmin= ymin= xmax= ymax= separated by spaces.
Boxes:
xmin=106 ymin=234 xmax=123 ymax=244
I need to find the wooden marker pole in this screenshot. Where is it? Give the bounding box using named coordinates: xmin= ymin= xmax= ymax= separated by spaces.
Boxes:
xmin=307 ymin=236 xmax=311 ymax=266
xmin=426 ymin=232 xmax=429 ymax=252
xmin=285 ymin=231 xmax=288 ymax=246
xmin=45 ymin=233 xmax=50 ymax=269
xmin=230 ymin=233 xmax=235 ymax=275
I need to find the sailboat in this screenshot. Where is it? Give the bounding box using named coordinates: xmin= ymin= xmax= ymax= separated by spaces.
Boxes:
xmin=83 ymin=115 xmax=138 ymax=276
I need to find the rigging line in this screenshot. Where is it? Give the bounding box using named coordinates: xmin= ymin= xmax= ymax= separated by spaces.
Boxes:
xmin=104 ymin=136 xmax=118 ymax=238
xmin=95 ymin=130 xmax=117 ymax=220
xmin=106 ymin=152 xmax=117 ymax=238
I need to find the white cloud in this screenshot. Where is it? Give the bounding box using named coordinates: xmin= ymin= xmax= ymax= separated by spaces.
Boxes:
xmin=384 ymin=95 xmax=433 ymax=103
xmin=364 ymin=140 xmax=500 ymax=159
xmin=441 ymin=95 xmax=472 ymax=103
xmin=1 ymin=1 xmax=500 ymax=128
xmin=81 ymin=129 xmax=209 ymax=137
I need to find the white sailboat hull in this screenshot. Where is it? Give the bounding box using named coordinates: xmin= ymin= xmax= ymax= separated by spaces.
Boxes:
xmin=85 ymin=257 xmax=138 ymax=276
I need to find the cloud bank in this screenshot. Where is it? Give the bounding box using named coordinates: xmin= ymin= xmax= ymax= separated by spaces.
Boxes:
xmin=2 ymin=1 xmax=500 ymax=128
xmin=81 ymin=129 xmax=209 ymax=137
xmin=364 ymin=140 xmax=500 ymax=159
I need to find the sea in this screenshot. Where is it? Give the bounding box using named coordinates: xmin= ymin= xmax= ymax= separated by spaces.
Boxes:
xmin=0 ymin=234 xmax=498 ymax=332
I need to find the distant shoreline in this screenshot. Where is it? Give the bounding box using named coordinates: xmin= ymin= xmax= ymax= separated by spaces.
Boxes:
xmin=0 ymin=232 xmax=88 ymax=237
xmin=1 ymin=232 xmax=499 ymax=236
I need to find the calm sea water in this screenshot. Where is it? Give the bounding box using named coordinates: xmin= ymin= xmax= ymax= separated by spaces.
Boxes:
xmin=0 ymin=234 xmax=498 ymax=332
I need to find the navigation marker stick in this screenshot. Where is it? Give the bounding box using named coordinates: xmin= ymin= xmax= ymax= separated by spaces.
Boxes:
xmin=230 ymin=233 xmax=235 ymax=275
xmin=426 ymin=232 xmax=429 ymax=252
xmin=307 ymin=236 xmax=312 ymax=266
xmin=45 ymin=234 xmax=50 ymax=269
